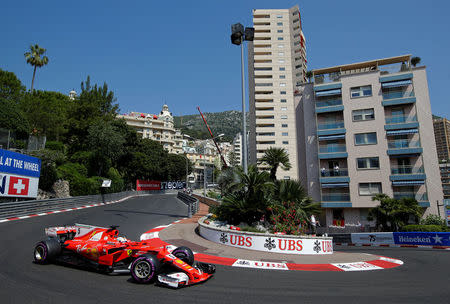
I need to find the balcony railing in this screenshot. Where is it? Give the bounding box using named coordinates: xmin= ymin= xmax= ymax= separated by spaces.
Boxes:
xmin=391 ymin=165 xmax=424 ymax=175
xmin=320 ymin=168 xmax=349 ymax=177
xmin=385 ymin=114 xmax=417 ymax=124
xmin=317 ymin=121 xmax=345 ymax=130
xmin=322 ymin=193 xmax=350 ymax=201
xmin=393 ymin=192 xmax=428 ymax=201
xmin=315 ymin=99 xmax=343 ymax=108
xmin=382 ymin=91 xmax=415 ymax=100
xmin=379 ymin=62 xmax=411 ymax=75
xmin=314 ymin=72 xmax=341 ymax=84
xmin=388 ymin=140 xmax=421 ymax=149
xmin=319 ymin=145 xmax=346 ymax=153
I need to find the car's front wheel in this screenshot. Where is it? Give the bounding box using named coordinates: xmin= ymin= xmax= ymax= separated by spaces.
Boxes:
xmin=130 ymin=254 xmax=161 ymax=283
xmin=172 ymin=246 xmax=194 ymax=265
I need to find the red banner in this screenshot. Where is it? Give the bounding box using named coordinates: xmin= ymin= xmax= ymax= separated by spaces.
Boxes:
xmin=136 ymin=180 xmax=161 ymax=191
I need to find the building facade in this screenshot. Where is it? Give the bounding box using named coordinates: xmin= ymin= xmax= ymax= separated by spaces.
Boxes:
xmin=248 ymin=5 xmax=307 ymax=180
xmin=433 ymin=117 xmax=450 ymax=162
xmin=117 ymin=105 xmax=183 ymax=154
xmin=439 ymin=163 xmax=450 ymax=200
xmin=296 ymin=55 xmax=443 ymax=228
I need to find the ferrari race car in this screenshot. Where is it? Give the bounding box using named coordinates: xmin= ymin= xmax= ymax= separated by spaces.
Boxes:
xmin=33 ymin=224 xmax=215 ymax=288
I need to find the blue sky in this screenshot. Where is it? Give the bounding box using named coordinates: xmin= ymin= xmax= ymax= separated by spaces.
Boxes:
xmin=1 ymin=0 xmax=449 ymax=117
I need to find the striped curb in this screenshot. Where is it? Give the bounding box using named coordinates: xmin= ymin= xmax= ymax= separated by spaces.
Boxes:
xmin=334 ymin=242 xmax=450 ymax=250
xmin=140 ymin=221 xmax=404 ymax=272
xmin=0 ymin=195 xmax=144 ymax=224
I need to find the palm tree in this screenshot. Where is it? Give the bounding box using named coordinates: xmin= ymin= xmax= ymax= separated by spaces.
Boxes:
xmin=259 ymin=147 xmax=291 ymax=180
xmin=411 ymin=56 xmax=421 ymax=67
xmin=24 ymin=44 xmax=49 ymax=92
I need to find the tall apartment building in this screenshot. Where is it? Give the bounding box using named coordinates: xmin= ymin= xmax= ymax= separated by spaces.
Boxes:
xmin=248 ymin=5 xmax=307 ymax=180
xmin=433 ymin=117 xmax=450 ymax=162
xmin=439 ymin=163 xmax=450 ymax=199
xmin=296 ymin=55 xmax=443 ymax=228
xmin=117 ymin=105 xmax=183 ymax=154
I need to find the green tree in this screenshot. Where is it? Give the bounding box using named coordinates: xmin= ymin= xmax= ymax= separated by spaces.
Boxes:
xmin=24 ymin=44 xmax=49 ymax=91
xmin=0 ymin=69 xmax=29 ymax=136
xmin=259 ymin=147 xmax=291 ymax=180
xmin=165 ymin=153 xmax=192 ymax=181
xmin=227 ymin=149 xmax=239 ymax=168
xmin=368 ymin=194 xmax=423 ymax=232
xmin=20 ymin=90 xmax=70 ymax=140
xmin=306 ymin=70 xmax=313 ymax=82
xmin=411 ymin=56 xmax=421 ymax=67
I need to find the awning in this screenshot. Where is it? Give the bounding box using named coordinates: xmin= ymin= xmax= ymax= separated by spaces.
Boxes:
xmin=321 ymin=183 xmax=349 ymax=188
xmin=315 ymin=89 xmax=341 ymax=97
xmin=318 ymin=134 xmax=346 ymax=141
xmin=386 ymin=129 xmax=418 ymax=136
xmin=381 ymin=80 xmax=412 ymax=88
xmin=392 ymin=180 xmax=425 ymax=186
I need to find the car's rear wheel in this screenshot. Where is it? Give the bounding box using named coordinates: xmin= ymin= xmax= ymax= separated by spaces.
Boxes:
xmin=172 ymin=246 xmax=194 ymax=265
xmin=130 ymin=254 xmax=160 ymax=283
xmin=33 ymin=239 xmax=61 ymax=264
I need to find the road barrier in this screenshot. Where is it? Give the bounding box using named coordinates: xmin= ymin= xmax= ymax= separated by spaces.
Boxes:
xmin=0 ymin=190 xmax=167 ymax=220
xmin=177 ymin=191 xmax=199 ymax=218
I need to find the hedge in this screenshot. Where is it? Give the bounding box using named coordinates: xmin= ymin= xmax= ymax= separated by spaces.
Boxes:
xmin=401 ymin=225 xmax=450 ymax=232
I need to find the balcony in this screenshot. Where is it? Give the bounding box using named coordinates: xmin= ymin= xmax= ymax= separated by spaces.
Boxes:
xmin=314 ymin=72 xmax=341 ymax=85
xmin=320 ymin=168 xmax=350 ymax=183
xmin=393 ymin=192 xmax=429 ymax=207
xmin=321 ymin=193 xmax=352 ymax=208
xmin=317 ymin=121 xmax=346 ymax=136
xmin=382 ymin=91 xmax=416 ymax=106
xmin=387 ymin=140 xmax=422 ymax=155
xmin=384 ymin=114 xmax=419 ymax=130
xmin=315 ymin=99 xmax=344 ymax=113
xmin=318 ymin=144 xmax=348 ymax=159
xmin=390 ymin=165 xmax=426 ymax=181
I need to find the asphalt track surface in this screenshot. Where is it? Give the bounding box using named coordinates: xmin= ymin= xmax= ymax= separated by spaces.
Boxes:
xmin=0 ymin=194 xmax=448 ymax=304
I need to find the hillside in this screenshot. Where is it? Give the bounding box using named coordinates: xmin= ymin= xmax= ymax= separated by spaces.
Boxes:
xmin=174 ymin=110 xmax=249 ymax=142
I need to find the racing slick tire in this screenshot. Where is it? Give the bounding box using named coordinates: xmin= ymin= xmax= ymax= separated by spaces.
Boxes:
xmin=172 ymin=246 xmax=194 ymax=266
xmin=131 ymin=254 xmax=161 ymax=283
xmin=33 ymin=238 xmax=61 ymax=264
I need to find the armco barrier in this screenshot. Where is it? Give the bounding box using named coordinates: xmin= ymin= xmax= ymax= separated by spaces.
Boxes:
xmin=0 ymin=190 xmax=167 ymax=220
xmin=177 ymin=191 xmax=199 ymax=218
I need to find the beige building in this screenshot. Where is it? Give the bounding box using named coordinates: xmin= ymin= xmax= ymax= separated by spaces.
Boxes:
xmin=117 ymin=105 xmax=183 ymax=154
xmin=296 ymin=55 xmax=444 ymax=228
xmin=433 ymin=117 xmax=450 ymax=162
xmin=248 ymin=5 xmax=307 ymax=180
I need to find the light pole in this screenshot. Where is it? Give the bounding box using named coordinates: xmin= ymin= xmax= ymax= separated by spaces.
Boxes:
xmin=231 ymin=24 xmax=254 ymax=174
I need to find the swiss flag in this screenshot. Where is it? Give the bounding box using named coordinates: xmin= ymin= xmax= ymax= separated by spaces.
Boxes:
xmin=8 ymin=176 xmax=29 ymax=196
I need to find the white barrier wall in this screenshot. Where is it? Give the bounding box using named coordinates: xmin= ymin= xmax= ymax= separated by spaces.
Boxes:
xmin=199 ymin=221 xmax=333 ymax=255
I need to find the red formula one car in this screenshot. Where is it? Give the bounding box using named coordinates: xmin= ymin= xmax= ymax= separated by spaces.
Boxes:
xmin=33 ymin=223 xmax=215 ymax=288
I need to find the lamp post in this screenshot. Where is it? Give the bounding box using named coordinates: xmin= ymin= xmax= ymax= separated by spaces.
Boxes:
xmin=231 ymin=24 xmax=254 ymax=174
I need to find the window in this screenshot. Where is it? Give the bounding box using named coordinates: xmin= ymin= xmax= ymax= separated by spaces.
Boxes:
xmin=277 ymin=22 xmax=283 ymax=26
xmin=351 ymin=85 xmax=372 ymax=98
xmin=359 ymin=183 xmax=382 ymax=196
xmin=353 ymin=109 xmax=375 ymax=121
xmin=281 ymin=115 xmax=287 ymax=119
xmin=280 ymin=91 xmax=286 ymax=95
xmin=278 ymin=44 xmax=284 ymax=48
xmin=282 ymin=141 xmax=289 ymax=144
xmin=280 ymin=83 xmax=286 ymax=87
xmin=277 ymin=29 xmax=283 ymax=33
xmin=279 ymin=67 xmax=285 ymax=71
xmin=284 ymin=176 xmax=290 ymax=180
xmin=278 ymin=59 xmax=285 ymax=63
xmin=281 ymin=107 xmax=287 ymax=111
xmin=357 ymin=157 xmax=380 ymax=169
xmin=276 ymin=15 xmax=283 ymax=18
xmin=355 ymin=132 xmax=377 ymax=145
xmin=280 ymin=99 xmax=287 ymax=103
xmin=279 ymin=75 xmax=286 ymax=79
xmin=281 ymin=124 xmax=288 ymax=127
xmin=277 ymin=37 xmax=284 ymax=40
xmin=278 ymin=52 xmax=284 ymax=56
xmin=282 ymin=132 xmax=288 ymax=136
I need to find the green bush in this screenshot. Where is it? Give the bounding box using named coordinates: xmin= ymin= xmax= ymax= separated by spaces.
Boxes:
xmin=240 ymin=226 xmax=264 ymax=233
xmin=420 ymin=214 xmax=446 ymax=226
xmin=57 ymin=163 xmax=97 ymax=196
xmin=401 ymin=225 xmax=450 ymax=232
xmin=45 ymin=141 xmax=65 ymax=152
xmin=207 ymin=190 xmax=220 ymax=200
xmin=105 ymin=167 xmax=124 ymax=193
xmin=29 ymin=149 xmax=66 ymax=192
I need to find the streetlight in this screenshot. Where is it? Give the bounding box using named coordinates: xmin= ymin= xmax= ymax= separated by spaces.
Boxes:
xmin=231 ymin=23 xmax=254 ymax=174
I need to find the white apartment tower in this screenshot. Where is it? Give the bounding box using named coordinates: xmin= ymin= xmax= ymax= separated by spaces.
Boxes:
xmin=248 ymin=5 xmax=307 ymax=180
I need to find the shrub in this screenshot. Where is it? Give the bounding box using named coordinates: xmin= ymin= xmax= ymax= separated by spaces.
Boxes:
xmin=240 ymin=226 xmax=265 ymax=233
xmin=57 ymin=163 xmax=98 ymax=196
xmin=207 ymin=190 xmax=220 ymax=200
xmin=401 ymin=225 xmax=450 ymax=232
xmin=29 ymin=149 xmax=66 ymax=192
xmin=420 ymin=214 xmax=446 ymax=226
xmin=269 ymin=201 xmax=307 ymax=235
xmin=45 ymin=141 xmax=65 ymax=152
xmin=105 ymin=167 xmax=124 ymax=193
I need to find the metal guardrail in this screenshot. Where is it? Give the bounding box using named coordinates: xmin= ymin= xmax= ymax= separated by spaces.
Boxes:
xmin=177 ymin=192 xmax=199 ymax=218
xmin=0 ymin=190 xmax=167 ymax=220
